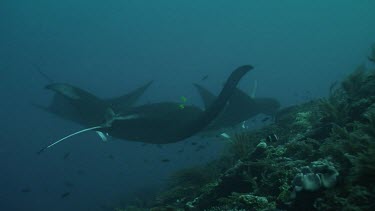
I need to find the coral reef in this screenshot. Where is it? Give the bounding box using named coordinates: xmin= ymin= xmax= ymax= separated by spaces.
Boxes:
xmin=368 ymin=43 xmax=375 ymax=63
xmin=116 ymin=46 xmax=375 ymax=210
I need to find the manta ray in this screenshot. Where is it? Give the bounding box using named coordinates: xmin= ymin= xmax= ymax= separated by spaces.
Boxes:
xmin=194 ymin=84 xmax=280 ymax=133
xmin=38 ymin=65 xmax=252 ymax=153
xmin=34 ymin=81 xmax=153 ymax=127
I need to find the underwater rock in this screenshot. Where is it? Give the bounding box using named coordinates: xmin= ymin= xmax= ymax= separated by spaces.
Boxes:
xmin=182 ymin=160 xmax=255 ymax=210
xmin=311 ymin=160 xmax=339 ymax=189
xmin=293 ymin=170 xmax=321 ymax=192
xmin=292 ymin=159 xmax=339 ymax=195
xmin=237 ymin=194 xmax=274 ymax=210
xmin=249 ymin=140 xmax=267 ymax=160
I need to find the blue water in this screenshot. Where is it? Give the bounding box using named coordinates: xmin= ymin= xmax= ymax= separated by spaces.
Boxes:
xmin=1 ymin=1 xmax=375 ymax=210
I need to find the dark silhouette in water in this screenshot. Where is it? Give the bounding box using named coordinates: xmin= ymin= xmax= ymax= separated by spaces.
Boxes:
xmin=37 ymin=65 xmax=252 ymax=153
xmin=193 ymin=84 xmax=280 ymax=133
xmin=34 ymin=81 xmax=153 ymax=127
xmin=99 ymin=65 xmax=252 ymax=143
xmin=201 ymin=75 xmax=208 ymax=81
xmin=60 ymin=192 xmax=70 ymax=198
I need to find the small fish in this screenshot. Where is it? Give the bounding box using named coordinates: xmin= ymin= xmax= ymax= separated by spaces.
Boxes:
xmin=201 ymin=75 xmax=208 ymax=81
xmin=261 ymin=117 xmax=270 ymax=122
xmin=76 ymin=170 xmax=85 ymax=175
xmin=108 ymin=154 xmax=114 ymax=160
xmin=195 ymin=145 xmax=206 ymax=152
xmin=177 ymin=149 xmax=184 ymax=153
xmin=180 ymin=96 xmax=187 ymax=102
xmin=61 ymin=192 xmax=70 ymax=198
xmin=191 ymin=142 xmax=198 ymax=146
xmin=63 ymin=152 xmax=71 ymax=160
xmin=64 ymin=181 xmax=74 ymax=188
xmin=179 ymin=96 xmax=187 ymax=109
xmin=33 ymin=63 xmax=54 ymax=83
xmin=21 ymin=187 xmax=31 ymax=193
xmin=161 ymin=159 xmax=170 ymax=163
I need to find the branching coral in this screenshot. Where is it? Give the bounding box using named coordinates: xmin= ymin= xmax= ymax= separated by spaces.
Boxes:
xmin=226 ymin=132 xmax=255 ymax=160
xmin=349 ymin=143 xmax=375 ymax=186
xmin=155 ymin=165 xmax=220 ymax=206
xmin=314 ymin=185 xmax=375 ymax=211
xmin=368 ymin=43 xmax=375 ymax=63
xmin=341 ymin=64 xmax=368 ymax=99
xmin=342 ymin=64 xmax=375 ymax=102
xmin=362 ymin=105 xmax=375 ymax=137
xmin=284 ymin=138 xmax=317 ymax=160
xmin=318 ymin=95 xmax=350 ymax=126
xmin=168 ymin=166 xmax=216 ymax=188
xmin=319 ymin=64 xmax=375 ymax=129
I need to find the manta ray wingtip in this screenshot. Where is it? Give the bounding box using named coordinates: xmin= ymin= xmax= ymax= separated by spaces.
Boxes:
xmin=241 ymin=65 xmax=254 ymax=70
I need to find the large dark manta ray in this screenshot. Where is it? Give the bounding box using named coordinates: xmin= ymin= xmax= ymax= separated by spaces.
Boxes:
xmin=38 ymin=65 xmax=252 ymax=153
xmin=100 ymin=65 xmax=252 ymax=143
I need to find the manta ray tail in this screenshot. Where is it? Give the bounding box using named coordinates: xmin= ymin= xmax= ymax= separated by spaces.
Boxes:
xmin=37 ymin=125 xmax=103 ymax=154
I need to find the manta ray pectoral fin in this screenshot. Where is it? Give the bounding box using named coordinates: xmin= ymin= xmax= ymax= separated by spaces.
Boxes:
xmin=45 ymin=83 xmax=81 ymax=100
xmin=107 ymin=80 xmax=154 ymax=109
xmin=37 ymin=125 xmax=104 ymax=154
xmin=30 ymin=102 xmax=49 ymax=112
